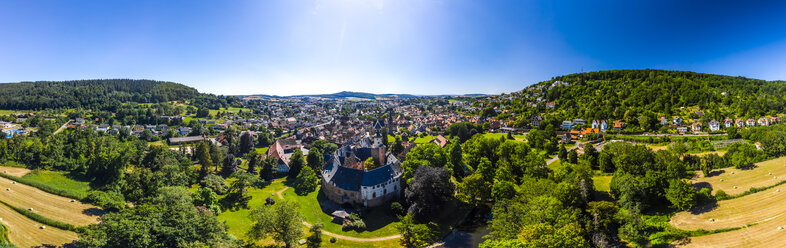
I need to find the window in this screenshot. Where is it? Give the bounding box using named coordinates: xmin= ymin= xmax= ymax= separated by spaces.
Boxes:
xmin=373 ymin=192 xmax=376 ymax=198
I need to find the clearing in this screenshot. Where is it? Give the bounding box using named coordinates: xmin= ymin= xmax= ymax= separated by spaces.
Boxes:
xmin=690 ymin=156 xmax=786 ymax=195
xmin=0 ymin=201 xmax=77 ymax=247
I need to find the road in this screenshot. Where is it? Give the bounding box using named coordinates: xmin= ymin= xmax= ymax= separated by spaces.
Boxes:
xmin=52 ymin=120 xmax=70 ymax=135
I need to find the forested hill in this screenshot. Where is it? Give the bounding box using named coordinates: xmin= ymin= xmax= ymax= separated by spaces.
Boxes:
xmin=492 ymin=69 xmax=786 ymax=125
xmin=0 ymin=79 xmax=203 ymax=110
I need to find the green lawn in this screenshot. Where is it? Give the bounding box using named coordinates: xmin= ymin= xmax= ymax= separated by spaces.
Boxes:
xmin=218 ymin=179 xmax=289 ymax=238
xmin=482 ymin=132 xmax=526 ymax=141
xmin=20 ymin=170 xmax=91 ymax=198
xmin=593 ymin=175 xmax=612 ymax=192
xmin=255 ymin=147 xmax=269 ymax=154
xmin=280 ymin=186 xmax=401 ymax=238
xmin=412 ymin=135 xmax=435 ymax=144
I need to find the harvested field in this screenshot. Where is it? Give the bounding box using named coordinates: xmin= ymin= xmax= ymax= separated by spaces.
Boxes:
xmin=671 ymin=182 xmax=786 ymax=230
xmin=0 ymin=166 xmax=31 ymax=177
xmin=677 ymin=208 xmax=786 ymax=248
xmin=0 ymin=202 xmax=77 ymax=247
xmin=691 ymin=156 xmax=786 ymax=195
xmin=0 ymin=176 xmax=102 ymax=226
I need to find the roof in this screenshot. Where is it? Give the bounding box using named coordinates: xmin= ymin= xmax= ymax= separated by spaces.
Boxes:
xmin=361 ymin=164 xmax=395 ymax=186
xmin=330 ymin=166 xmax=364 ymax=191
xmin=169 ymin=136 xmax=205 ymax=144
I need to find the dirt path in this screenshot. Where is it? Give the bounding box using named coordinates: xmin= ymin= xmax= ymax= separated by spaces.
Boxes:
xmin=275 ymin=186 xmax=402 ymax=242
xmin=53 ymin=120 xmax=70 ymax=135
xmin=0 ymin=201 xmax=77 ymax=247
xmin=0 ymin=176 xmax=102 ymax=226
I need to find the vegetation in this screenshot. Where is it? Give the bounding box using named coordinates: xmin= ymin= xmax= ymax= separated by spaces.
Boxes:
xmin=247 ymin=201 xmax=304 ymax=248
xmin=0 ymin=199 xmax=75 ymax=231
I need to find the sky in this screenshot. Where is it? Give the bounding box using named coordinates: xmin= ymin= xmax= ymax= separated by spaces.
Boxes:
xmin=1 ymin=0 xmax=786 ymax=96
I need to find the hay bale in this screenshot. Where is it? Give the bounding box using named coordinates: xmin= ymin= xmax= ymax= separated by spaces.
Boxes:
xmin=11 ymin=182 xmax=15 ymax=184
xmin=40 ymin=226 xmax=45 ymax=229
xmin=27 ymin=208 xmax=33 ymax=211
xmin=779 ymin=226 xmax=784 ymax=230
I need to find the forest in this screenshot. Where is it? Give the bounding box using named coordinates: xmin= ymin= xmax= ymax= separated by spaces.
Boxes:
xmin=486 ymin=70 xmax=786 ymax=129
xmin=0 ymin=79 xmax=239 ymax=111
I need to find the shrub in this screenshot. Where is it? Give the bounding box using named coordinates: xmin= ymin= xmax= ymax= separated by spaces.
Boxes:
xmin=84 ymin=190 xmax=125 ymax=211
xmin=715 ymin=190 xmax=729 ymax=200
xmin=200 ymin=174 xmax=229 ymax=195
xmin=330 ymin=237 xmax=337 ymax=243
xmin=390 ymin=202 xmax=405 ymax=216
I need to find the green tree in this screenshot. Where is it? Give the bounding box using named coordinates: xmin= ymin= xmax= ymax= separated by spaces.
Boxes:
xmin=558 ymin=144 xmax=568 ymax=161
xmin=456 ymin=173 xmax=491 ymax=205
xmin=306 ymin=147 xmax=323 ymax=172
xmin=396 ymin=214 xmax=437 ymax=248
xmin=294 ymin=166 xmax=319 ymax=195
xmin=567 ymin=149 xmax=578 ymax=164
xmin=288 ymin=149 xmax=305 ymax=179
xmin=666 ymin=179 xmax=696 ymax=211
xmin=306 ymin=223 xmax=323 ymax=248
xmin=260 ymin=155 xmax=277 ymax=181
xmin=247 ymin=201 xmax=304 ymax=248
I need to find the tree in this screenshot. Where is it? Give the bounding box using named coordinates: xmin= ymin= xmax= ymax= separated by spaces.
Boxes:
xmin=306 ymin=223 xmax=323 ymax=248
xmin=567 ymin=149 xmax=578 ymax=164
xmin=260 ymin=155 xmax=277 ymax=181
xmin=491 ymin=180 xmax=516 ymax=201
xmin=700 ymin=158 xmax=711 ymax=177
xmin=405 ymin=166 xmax=455 ymax=222
xmin=200 ymin=174 xmax=229 ymax=195
xmin=221 ymin=154 xmax=237 ymax=177
xmin=247 ymin=201 xmax=304 ymax=248
xmin=225 ymin=171 xmax=256 ymax=209
xmin=239 ymin=132 xmax=255 ymax=154
xmin=666 ymin=179 xmax=696 ymax=211
xmin=306 ymin=147 xmax=323 ymax=172
xmin=396 ymin=213 xmax=438 ymax=248
xmin=598 ymin=152 xmax=613 ymax=173
xmin=294 ymin=166 xmax=319 ymax=195
xmin=192 ymin=187 xmax=221 ymax=215
xmin=456 ymin=173 xmax=491 ymax=205
xmin=246 ymin=149 xmax=259 ymax=175
xmin=448 ymin=141 xmax=465 ymax=178
xmin=288 ymin=149 xmax=305 ymax=179
xmin=77 ymin=187 xmax=236 ymax=248
xmin=196 ymin=141 xmax=213 ymax=179
xmin=556 ymin=143 xmax=566 ymax=160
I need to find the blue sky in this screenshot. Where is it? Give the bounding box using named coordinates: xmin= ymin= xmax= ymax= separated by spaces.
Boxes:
xmin=1 ymin=0 xmax=786 ymax=95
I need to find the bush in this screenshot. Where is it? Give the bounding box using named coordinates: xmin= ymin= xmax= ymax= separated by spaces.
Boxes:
xmin=330 ymin=237 xmax=337 ymax=243
xmin=715 ymin=190 xmax=729 ymax=200
xmin=351 ymin=220 xmax=366 ymax=230
xmin=84 ymin=190 xmax=125 ymax=211
xmin=200 ymin=174 xmax=229 ymax=195
xmin=390 ymin=202 xmax=405 ymax=216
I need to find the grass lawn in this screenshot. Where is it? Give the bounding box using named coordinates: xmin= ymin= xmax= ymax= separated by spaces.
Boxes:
xmin=148 ymin=140 xmax=167 ymax=147
xmin=218 ymin=179 xmax=289 ymax=238
xmin=592 ymin=174 xmax=614 ymax=201
xmin=322 ymin=238 xmax=401 ymax=248
xmin=280 ymin=186 xmax=401 ymax=238
xmin=20 ymin=170 xmax=91 ymax=198
xmin=482 ymin=132 xmax=527 ymax=142
xmin=255 ymin=147 xmax=269 ymax=154
xmin=412 ymin=135 xmax=435 ymax=144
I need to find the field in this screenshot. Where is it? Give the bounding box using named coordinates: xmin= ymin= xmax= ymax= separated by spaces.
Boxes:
xmin=690 ymin=156 xmax=786 ymax=195
xmin=0 ymin=175 xmax=102 ymax=226
xmin=0 ymin=167 xmax=31 ymax=177
xmin=670 ymin=156 xmax=786 ymax=247
xmin=0 ymin=202 xmax=78 ymax=247
xmin=671 ymin=182 xmax=786 ymax=230
xmin=20 ymin=170 xmax=91 ymax=199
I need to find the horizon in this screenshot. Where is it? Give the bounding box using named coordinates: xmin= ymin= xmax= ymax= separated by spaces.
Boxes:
xmin=2 ymin=1 xmax=786 ymax=95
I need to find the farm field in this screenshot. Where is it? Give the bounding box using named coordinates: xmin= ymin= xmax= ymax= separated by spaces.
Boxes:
xmin=670 ymin=182 xmax=786 ymax=230
xmin=677 ymin=207 xmax=786 ymax=248
xmin=0 ymin=166 xmax=31 ymax=177
xmin=690 ymin=156 xmax=786 ymax=195
xmin=0 ymin=176 xmax=102 ymax=226
xmin=0 ymin=198 xmax=78 ymax=247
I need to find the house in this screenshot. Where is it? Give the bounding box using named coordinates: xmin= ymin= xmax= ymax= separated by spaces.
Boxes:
xmin=572 ymin=119 xmax=586 ymax=126
xmin=673 ymin=116 xmax=683 ymax=125
xmin=74 ymin=118 xmax=85 ymax=125
xmin=695 ymin=110 xmax=704 ymax=117
xmin=612 ymin=121 xmax=626 ymax=130
xmin=561 ymin=121 xmax=574 ymax=130
xmin=432 ymin=135 xmax=450 ymax=148
xmin=758 ymin=118 xmax=770 ymax=126
xmin=677 ymin=126 xmax=688 ymax=133
xmin=177 ymin=127 xmax=191 ymax=136
xmin=755 ymin=142 xmax=762 ymax=150
xmin=267 ymin=139 xmax=308 ymax=173
xmin=546 ymin=102 xmax=556 ymax=108
xmin=168 ymin=136 xmax=206 ymax=145
xmin=724 ymin=119 xmax=733 ymax=128
xmin=746 ymin=119 xmax=756 ymax=126
xmin=691 ymin=122 xmax=703 ymax=132
xmin=736 ymin=119 xmax=745 ymax=127
xmin=591 ymin=120 xmax=600 ymax=129
xmin=770 ymin=117 xmax=779 ymax=124
xmin=659 ymin=117 xmax=669 ymax=126
xmin=531 ymin=115 xmax=544 ymax=127
xmin=709 ymin=120 xmax=720 ymax=132
xmin=561 ymin=134 xmax=572 ymax=144
xmin=600 ymin=120 xmax=608 ymax=132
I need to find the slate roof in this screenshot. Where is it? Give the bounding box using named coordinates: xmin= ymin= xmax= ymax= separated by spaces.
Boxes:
xmin=361 ymin=164 xmax=395 ymax=186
